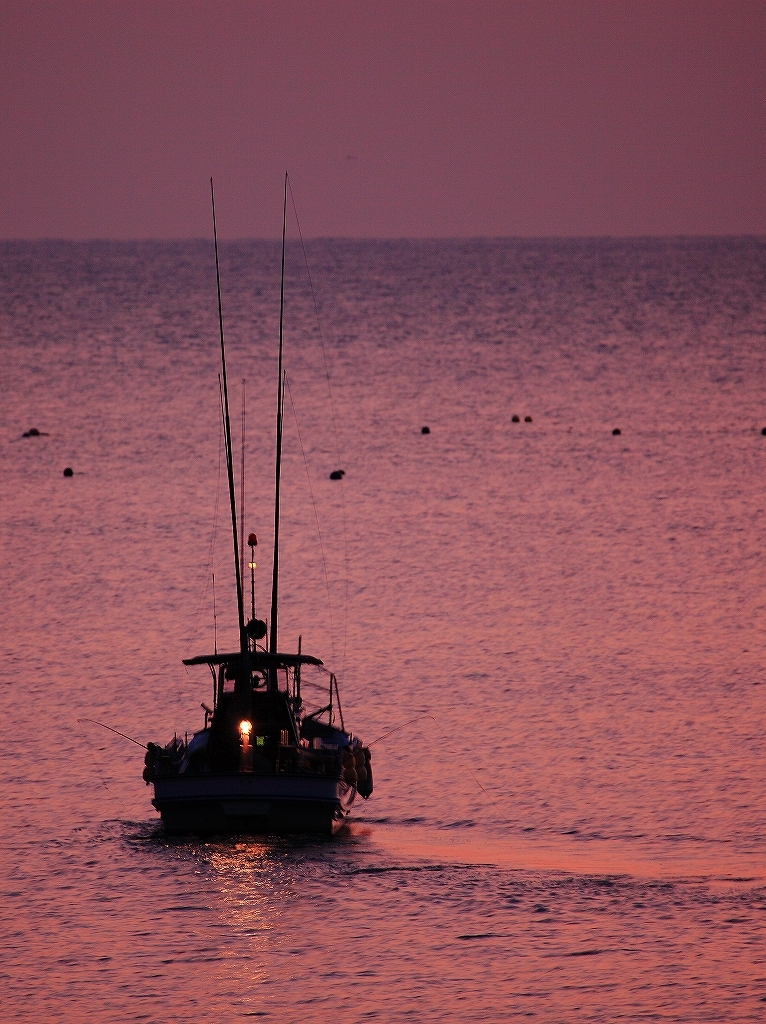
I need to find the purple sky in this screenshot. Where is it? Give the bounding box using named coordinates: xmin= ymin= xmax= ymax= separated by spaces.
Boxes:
xmin=1 ymin=1 xmax=765 ymax=238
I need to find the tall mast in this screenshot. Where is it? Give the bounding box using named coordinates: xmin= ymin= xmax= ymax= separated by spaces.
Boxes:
xmin=269 ymin=173 xmax=288 ymax=660
xmin=211 ymin=178 xmax=247 ymax=657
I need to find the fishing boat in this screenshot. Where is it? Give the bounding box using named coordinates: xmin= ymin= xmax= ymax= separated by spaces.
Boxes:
xmin=142 ymin=179 xmax=373 ymax=835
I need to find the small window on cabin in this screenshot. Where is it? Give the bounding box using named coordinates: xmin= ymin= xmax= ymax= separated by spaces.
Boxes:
xmin=223 ymin=666 xmax=236 ymax=694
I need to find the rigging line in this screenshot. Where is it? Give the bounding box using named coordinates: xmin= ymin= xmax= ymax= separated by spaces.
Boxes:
xmin=284 ymin=372 xmax=336 ymax=661
xmin=287 ymin=175 xmax=350 ymax=674
xmin=239 ymin=378 xmax=246 ymax=611
xmin=186 ymin=380 xmax=225 ymax=655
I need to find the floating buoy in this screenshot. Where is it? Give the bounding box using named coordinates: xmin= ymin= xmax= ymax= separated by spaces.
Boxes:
xmin=22 ymin=428 xmax=40 ymax=437
xmin=421 ymin=426 xmax=430 ymax=434
xmin=63 ymin=467 xmax=73 ymax=477
xmin=329 ymin=469 xmax=345 ymax=480
xmin=761 ymin=427 xmax=766 ymax=436
xmin=612 ymin=428 xmax=621 ymax=436
xmin=524 ymin=416 xmax=532 ymax=423
xmin=511 ymin=415 xmax=520 ymax=423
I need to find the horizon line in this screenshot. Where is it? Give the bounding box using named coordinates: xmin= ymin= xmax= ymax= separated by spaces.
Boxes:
xmin=2 ymin=233 xmax=765 ymax=244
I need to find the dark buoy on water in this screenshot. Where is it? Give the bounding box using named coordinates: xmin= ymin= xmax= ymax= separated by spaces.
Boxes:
xmin=22 ymin=427 xmax=48 ymax=438
xmin=761 ymin=426 xmax=766 ymax=436
xmin=524 ymin=416 xmax=532 ymax=423
xmin=512 ymin=415 xmax=520 ymax=423
xmin=421 ymin=426 xmax=430 ymax=434
xmin=329 ymin=469 xmax=345 ymax=480
xmin=63 ymin=467 xmax=73 ymax=477
xmin=612 ymin=428 xmax=621 ymax=435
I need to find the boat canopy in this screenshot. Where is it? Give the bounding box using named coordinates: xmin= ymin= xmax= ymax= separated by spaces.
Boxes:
xmin=183 ymin=651 xmax=323 ymax=670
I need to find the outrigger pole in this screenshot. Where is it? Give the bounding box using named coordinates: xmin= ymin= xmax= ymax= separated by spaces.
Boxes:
xmin=269 ymin=172 xmax=288 ymax=666
xmin=211 ymin=178 xmax=247 ymax=660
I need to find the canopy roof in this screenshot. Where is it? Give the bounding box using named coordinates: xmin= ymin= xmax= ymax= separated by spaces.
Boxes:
xmin=183 ymin=651 xmax=323 ymax=670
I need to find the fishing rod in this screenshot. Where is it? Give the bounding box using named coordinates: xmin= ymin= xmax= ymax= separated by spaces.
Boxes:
xmin=286 ymin=175 xmax=349 ymax=674
xmin=77 ymin=718 xmax=147 ymax=750
xmin=211 ymin=177 xmax=247 ymax=656
xmin=270 ymin=172 xmax=288 ymax=662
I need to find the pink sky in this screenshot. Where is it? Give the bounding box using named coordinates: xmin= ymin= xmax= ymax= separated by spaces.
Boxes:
xmin=1 ymin=0 xmax=765 ymax=238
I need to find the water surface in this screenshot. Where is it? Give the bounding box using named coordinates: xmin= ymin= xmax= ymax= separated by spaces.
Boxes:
xmin=1 ymin=238 xmax=765 ymax=1021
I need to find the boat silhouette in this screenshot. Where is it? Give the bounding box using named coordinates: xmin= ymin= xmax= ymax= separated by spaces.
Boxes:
xmin=143 ymin=179 xmax=372 ymax=835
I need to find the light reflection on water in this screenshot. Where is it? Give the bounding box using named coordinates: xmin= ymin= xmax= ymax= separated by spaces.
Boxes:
xmin=1 ymin=238 xmax=766 ymax=1020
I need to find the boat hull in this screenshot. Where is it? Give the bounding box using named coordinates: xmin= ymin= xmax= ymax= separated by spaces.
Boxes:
xmin=151 ymin=771 xmax=355 ymax=836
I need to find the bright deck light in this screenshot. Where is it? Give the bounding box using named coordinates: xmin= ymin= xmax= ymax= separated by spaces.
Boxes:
xmin=239 ymin=720 xmax=252 ymax=739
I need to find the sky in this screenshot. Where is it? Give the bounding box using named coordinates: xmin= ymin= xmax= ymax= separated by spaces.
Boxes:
xmin=1 ymin=0 xmax=765 ymax=238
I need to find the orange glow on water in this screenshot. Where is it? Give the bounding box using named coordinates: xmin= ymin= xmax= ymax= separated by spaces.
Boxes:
xmin=363 ymin=823 xmax=766 ymax=883
xmin=3 ymin=237 xmax=766 ymax=1020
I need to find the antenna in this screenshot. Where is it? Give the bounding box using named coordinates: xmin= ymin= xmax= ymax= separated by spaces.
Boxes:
xmin=248 ymin=533 xmax=257 ymax=621
xmin=269 ymin=172 xmax=288 ymax=669
xmin=211 ymin=178 xmax=247 ymax=657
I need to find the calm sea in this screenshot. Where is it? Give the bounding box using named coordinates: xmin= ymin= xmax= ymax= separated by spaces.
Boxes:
xmin=1 ymin=237 xmax=765 ymax=1022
